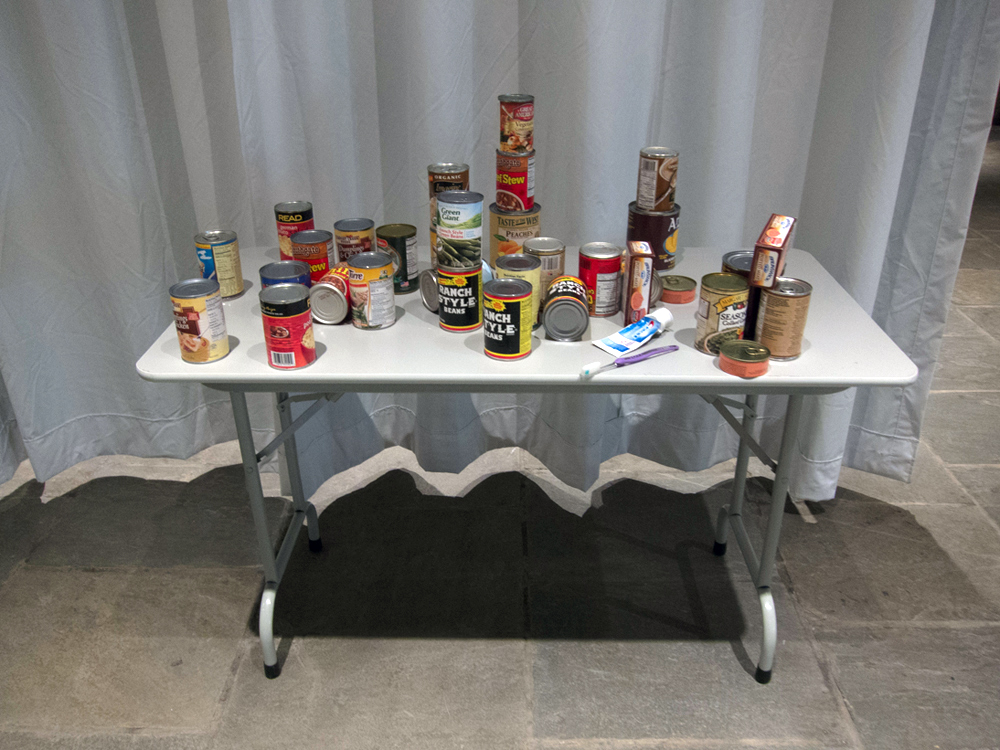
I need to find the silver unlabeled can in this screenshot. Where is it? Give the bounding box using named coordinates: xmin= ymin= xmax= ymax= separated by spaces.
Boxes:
xmin=755 ymin=277 xmax=812 ymax=360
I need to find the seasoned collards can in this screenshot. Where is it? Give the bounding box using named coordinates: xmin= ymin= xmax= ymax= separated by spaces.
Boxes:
xmin=621 ymin=241 xmax=656 ymax=324
xmin=170 ymin=278 xmax=229 ymax=364
xmin=435 ymin=190 xmax=483 ymax=269
xmin=660 ymin=275 xmax=697 ymax=304
xmin=347 ymin=251 xmax=396 ymax=330
xmin=719 ymin=340 xmax=770 ymax=378
xmin=523 ymin=236 xmax=565 ymax=294
xmin=309 ymin=265 xmax=351 ymax=325
xmin=723 ymin=250 xmax=762 ymax=335
xmin=541 ymin=275 xmax=589 ymax=342
xmin=428 ymin=163 xmax=470 ymax=263
xmin=195 ymin=230 xmax=243 ymax=298
xmin=627 ymin=201 xmax=680 ymax=271
xmin=483 ymin=279 xmax=533 ymax=360
xmin=275 ymin=201 xmax=314 ymax=260
xmin=438 ymin=266 xmax=483 ymax=332
xmin=260 ymin=283 xmax=316 ymax=369
xmin=419 ymin=269 xmax=439 ymax=313
xmin=499 ymin=94 xmax=534 ymax=153
xmin=376 ymin=223 xmax=419 ymax=294
xmin=489 ymin=203 xmax=541 ymax=267
xmin=579 ymin=242 xmax=623 ymax=317
xmin=755 ymin=277 xmax=812 ymax=361
xmin=260 ymin=260 xmax=311 ymax=289
xmin=334 ymin=218 xmax=375 ymax=264
xmin=695 ymin=272 xmax=749 ymax=355
xmin=636 ymin=147 xmax=678 ymax=213
xmin=291 ymin=229 xmax=334 ymax=285
xmin=496 ymin=150 xmax=535 ymax=212
xmin=496 ymin=253 xmax=542 ymax=328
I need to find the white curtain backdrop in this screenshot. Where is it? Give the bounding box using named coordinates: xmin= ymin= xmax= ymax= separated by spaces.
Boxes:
xmin=1 ymin=0 xmax=998 ymax=501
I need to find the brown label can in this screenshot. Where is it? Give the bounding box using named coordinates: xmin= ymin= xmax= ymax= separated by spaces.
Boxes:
xmin=347 ymin=251 xmax=396 ymax=330
xmin=627 ymin=201 xmax=680 ymax=271
xmin=489 ymin=202 xmax=541 ymax=267
xmin=755 ymin=278 xmax=811 ymax=360
xmin=495 ymin=150 xmax=534 ymax=212
xmin=275 ymin=201 xmax=314 ymax=260
xmin=695 ymin=273 xmax=749 ymax=354
xmin=636 ymin=147 xmax=678 ymax=213
xmin=170 ymin=279 xmax=229 ymax=363
xmin=499 ymin=94 xmax=534 ymax=153
xmin=334 ymin=218 xmax=375 ymax=264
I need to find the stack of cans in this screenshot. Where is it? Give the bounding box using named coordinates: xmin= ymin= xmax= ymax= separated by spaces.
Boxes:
xmin=489 ymin=95 xmax=541 ymax=268
xmin=626 ymin=147 xmax=681 ymax=271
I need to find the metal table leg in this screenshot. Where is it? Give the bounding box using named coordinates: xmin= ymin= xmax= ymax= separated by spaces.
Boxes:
xmin=714 ymin=394 xmax=758 ymax=556
xmin=277 ymin=392 xmax=322 ymax=552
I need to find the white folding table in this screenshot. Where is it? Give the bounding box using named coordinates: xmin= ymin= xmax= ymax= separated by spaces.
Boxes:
xmin=137 ymin=245 xmax=917 ymax=683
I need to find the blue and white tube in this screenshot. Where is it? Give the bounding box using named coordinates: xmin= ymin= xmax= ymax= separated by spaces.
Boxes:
xmin=592 ymin=307 xmax=673 ymax=357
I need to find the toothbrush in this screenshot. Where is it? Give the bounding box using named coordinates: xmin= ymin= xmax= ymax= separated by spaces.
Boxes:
xmin=580 ymin=345 xmax=679 ymax=378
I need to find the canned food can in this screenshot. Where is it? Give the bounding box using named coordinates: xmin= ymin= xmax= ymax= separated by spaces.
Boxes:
xmin=496 ymin=253 xmax=542 ymax=328
xmin=483 ymin=279 xmax=533 ymax=360
xmin=489 ymin=203 xmax=541 ymax=267
xmin=719 ymin=340 xmax=770 ymax=378
xmin=170 ymin=278 xmax=229 ymax=363
xmin=651 ymin=270 xmax=664 ymax=302
xmin=621 ymin=241 xmax=656 ymax=324
xmin=309 ymin=265 xmax=351 ymax=325
xmin=376 ymin=223 xmax=419 ymax=294
xmin=435 ymin=190 xmax=483 ymax=269
xmin=695 ymin=273 xmax=749 ymax=354
xmin=347 ymin=251 xmax=396 ymax=330
xmin=260 ymin=283 xmax=316 ymax=369
xmin=755 ymin=277 xmax=812 ymax=360
xmin=291 ymin=229 xmax=334 ymax=284
xmin=749 ymin=214 xmax=796 ymax=288
xmin=437 ymin=266 xmax=483 ymax=332
xmin=260 ymin=260 xmax=311 ymax=289
xmin=428 ymin=163 xmax=470 ymax=264
xmin=523 ymin=236 xmax=565 ymax=294
xmin=419 ymin=269 xmax=439 ymax=313
xmin=659 ymin=274 xmax=697 ymax=304
xmin=627 ymin=201 xmax=680 ymax=271
xmin=334 ymin=218 xmax=375 ymax=264
xmin=495 ymin=150 xmax=535 ymax=212
xmin=579 ymin=242 xmax=623 ymax=317
xmin=195 ymin=230 xmax=243 ymax=298
xmin=723 ymin=250 xmax=762 ymax=335
xmin=499 ymin=94 xmax=534 ymax=153
xmin=275 ymin=201 xmax=315 ymax=260
xmin=636 ymin=147 xmax=678 ymax=213
xmin=541 ymin=275 xmax=589 ymax=342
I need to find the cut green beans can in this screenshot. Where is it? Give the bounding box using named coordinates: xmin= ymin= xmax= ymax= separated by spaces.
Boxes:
xmin=435 ymin=190 xmax=483 ymax=270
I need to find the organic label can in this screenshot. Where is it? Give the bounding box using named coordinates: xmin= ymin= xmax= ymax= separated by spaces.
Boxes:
xmin=428 ymin=163 xmax=470 ymax=265
xmin=347 ymin=251 xmax=396 ymax=330
xmin=695 ymin=273 xmax=749 ymax=355
xmin=275 ymin=201 xmax=314 ymax=260
xmin=627 ymin=201 xmax=680 ymax=271
xmin=170 ymin=278 xmax=229 ymax=363
xmin=260 ymin=260 xmax=311 ymax=289
xmin=334 ymin=218 xmax=375 ymax=264
xmin=490 ymin=203 xmax=542 ymax=267
xmin=579 ymin=242 xmax=623 ymax=317
xmin=260 ymin=283 xmax=316 ymax=369
xmin=541 ymin=275 xmax=589 ymax=342
xmin=496 ymin=253 xmax=542 ymax=328
xmin=755 ymin=277 xmax=812 ymax=361
xmin=483 ymin=279 xmax=533 ymax=360
xmin=621 ymin=241 xmax=656 ymax=324
xmin=195 ymin=230 xmax=243 ymax=298
xmin=749 ymin=214 xmax=796 ymax=288
xmin=309 ymin=265 xmax=351 ymax=325
xmin=495 ymin=150 xmax=534 ymax=212
xmin=291 ymin=229 xmax=334 ymax=284
xmin=376 ymin=223 xmax=419 ymax=294
xmin=435 ymin=190 xmax=483 ymax=269
xmin=437 ymin=266 xmax=483 ymax=332
xmin=636 ymin=147 xmax=678 ymax=213
xmin=499 ymin=94 xmax=534 ymax=153
xmin=523 ymin=236 xmax=565 ymax=294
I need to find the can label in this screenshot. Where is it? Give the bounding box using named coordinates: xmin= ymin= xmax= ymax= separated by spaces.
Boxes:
xmin=428 ymin=168 xmax=470 ymax=246
xmin=750 ymin=247 xmax=782 ymax=288
xmin=627 ymin=203 xmax=680 ymax=271
xmin=636 ymin=152 xmax=678 ymax=212
xmin=436 ymin=198 xmax=483 ymax=269
xmin=276 ymin=212 xmax=315 ymax=260
xmin=496 ymin=151 xmax=534 ymax=212
xmin=496 ymin=264 xmax=541 ymax=328
xmin=196 ymin=235 xmax=244 ymax=298
xmin=317 ymin=265 xmax=350 ymax=298
xmin=437 ymin=267 xmax=483 ymax=331
xmin=334 ymin=227 xmax=374 ymax=264
xmin=621 ymin=242 xmax=655 ymax=324
xmin=756 ymin=287 xmax=810 ymax=360
xmin=500 ymin=101 xmax=534 ymax=153
xmin=579 ymin=254 xmax=621 ymax=317
xmin=348 ymin=260 xmax=396 ymax=329
xmin=484 ymin=290 xmax=532 ymax=360
xmin=378 ymin=233 xmax=418 ymax=293
xmin=172 ymin=291 xmax=229 ymax=363
xmin=544 ymin=275 xmax=588 ymax=310
xmin=292 ymin=237 xmax=334 ymax=284
xmin=489 ymin=204 xmax=541 ymax=267
xmin=526 ymin=249 xmax=564 ymax=295
xmin=696 ymin=287 xmax=748 ymax=354
xmin=260 ymin=261 xmax=310 ymax=289
xmin=261 ymin=305 xmax=315 ymax=369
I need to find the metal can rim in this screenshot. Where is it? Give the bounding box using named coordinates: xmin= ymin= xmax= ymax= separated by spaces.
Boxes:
xmin=274 ymin=201 xmax=313 ymax=214
xmin=489 ymin=202 xmax=541 ymax=217
xmin=484 ymin=278 xmax=533 ymax=298
xmin=194 ymin=230 xmax=237 ymax=244
xmin=375 ymin=223 xmax=417 ymax=239
xmin=290 ymin=229 xmax=333 ymax=244
xmin=347 ymin=250 xmax=393 ymax=269
xmin=580 ymin=242 xmax=623 ymax=260
xmin=428 ymin=163 xmax=470 ymax=173
xmin=437 ymin=190 xmax=484 ymax=205
xmin=522 ymin=237 xmax=564 ymax=254
xmin=259 ymin=282 xmax=310 ymax=305
xmin=170 ymin=278 xmax=220 ymax=298
xmin=765 ymin=277 xmax=813 ymax=297
xmin=498 ymin=94 xmax=534 ymax=104
xmin=639 ymin=146 xmax=679 ymax=159
xmin=701 ymin=272 xmax=749 ymax=294
xmin=496 ymin=254 xmax=541 ymax=272
xmin=334 ymin=218 xmax=374 ymax=232
xmin=661 ymin=274 xmax=697 ymax=292
xmin=719 ymin=340 xmax=771 ymax=363
xmin=628 ymin=200 xmax=681 ymax=218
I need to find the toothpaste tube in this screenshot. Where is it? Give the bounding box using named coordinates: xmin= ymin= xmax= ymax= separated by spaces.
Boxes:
xmin=592 ymin=307 xmax=673 ymax=356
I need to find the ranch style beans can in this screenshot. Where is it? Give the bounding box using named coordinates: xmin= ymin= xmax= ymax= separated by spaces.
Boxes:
xmin=347 ymin=251 xmax=396 ymax=330
xmin=275 ymin=201 xmax=314 ymax=260
xmin=419 ymin=269 xmax=439 ymax=313
xmin=260 ymin=283 xmax=316 ymax=369
xmin=170 ymin=278 xmax=229 ymax=363
xmin=755 ymin=277 xmax=812 ymax=360
xmin=483 ymin=279 xmax=533 ymax=360
xmin=195 ymin=230 xmax=243 ymax=298
xmin=309 ymin=265 xmax=351 ymax=325
xmin=291 ymin=229 xmax=335 ymax=284
xmin=541 ymin=275 xmax=589 ymax=342
xmin=334 ymin=218 xmax=375 ymax=264
xmin=489 ymin=203 xmax=541 ymax=267
xmin=438 ymin=266 xmax=483 ymax=332
xmin=723 ymin=250 xmax=762 ymax=335
xmin=621 ymin=241 xmax=656 ymax=324
xmin=495 ymin=150 xmax=535 ymax=212
xmin=260 ymin=260 xmax=311 ymax=289
xmin=627 ymin=201 xmax=680 ymax=271
xmin=435 ymin=190 xmax=483 ymax=270
xmin=522 ymin=236 xmax=565 ymax=293
xmin=695 ymin=273 xmax=749 ymax=355
xmin=428 ymin=163 xmax=470 ymax=264
xmin=496 ymin=253 xmax=542 ymax=328
xmin=376 ymin=223 xmax=419 ymax=294
xmin=636 ymin=147 xmax=678 ymax=213
xmin=499 ymin=94 xmax=534 ymax=153
xmin=579 ymin=242 xmax=623 ymax=317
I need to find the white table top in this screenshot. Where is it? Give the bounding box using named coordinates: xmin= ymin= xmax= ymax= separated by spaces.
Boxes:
xmin=136 ymin=245 xmax=917 ymax=396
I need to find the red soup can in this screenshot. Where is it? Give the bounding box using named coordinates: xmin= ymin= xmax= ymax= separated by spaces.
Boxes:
xmin=275 ymin=201 xmax=315 ymax=260
xmin=579 ymin=242 xmax=623 ymax=317
xmin=495 ymin=150 xmax=535 ymax=212
xmin=260 ymin=283 xmax=316 ymax=369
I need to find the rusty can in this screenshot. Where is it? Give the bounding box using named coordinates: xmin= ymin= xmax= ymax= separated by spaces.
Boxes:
xmin=376 ymin=223 xmax=419 ymax=294
xmin=291 ymin=229 xmax=335 ymax=284
xmin=499 ymin=94 xmax=534 ymax=153
xmin=334 ymin=218 xmax=375 ymax=264
xmin=489 ymin=203 xmax=541 ymax=267
xmin=635 ymin=147 xmax=678 ymax=212
xmin=755 ymin=277 xmax=811 ymax=360
xmin=309 ymin=265 xmax=351 ymax=325
xmin=719 ymin=340 xmax=770 ymax=378
xmin=621 ymin=241 xmax=656 ymax=324
xmin=275 ymin=201 xmax=314 ymax=260
xmin=428 ymin=163 xmax=470 ymax=264
xmin=347 ymin=251 xmax=396 ymax=330
xmin=260 ymin=283 xmax=315 ymax=369
xmin=495 ymin=150 xmax=534 ymax=212
xmin=579 ymin=242 xmax=623 ymax=317
xmin=695 ymin=273 xmax=749 ymax=355
xmin=437 ymin=265 xmax=483 ymax=332
xmin=522 ymin=236 xmax=564 ymax=294
xmin=496 ymin=253 xmax=542 ymax=328
xmin=195 ymin=230 xmax=243 ymax=298
xmin=170 ymin=278 xmax=229 ymax=363
xmin=541 ymin=275 xmax=589 ymax=342
xmin=483 ymin=279 xmax=533 ymax=360
xmin=627 ymin=201 xmax=680 ymax=271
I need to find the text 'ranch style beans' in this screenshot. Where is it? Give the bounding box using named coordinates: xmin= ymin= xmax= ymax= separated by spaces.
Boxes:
xmin=275 ymin=201 xmax=314 ymax=260
xmin=437 ymin=265 xmax=483 ymax=332
xmin=483 ymin=278 xmax=533 ymax=360
xmin=259 ymin=283 xmax=316 ymax=369
xmin=170 ymin=278 xmax=229 ymax=363
xmin=195 ymin=230 xmax=243 ymax=298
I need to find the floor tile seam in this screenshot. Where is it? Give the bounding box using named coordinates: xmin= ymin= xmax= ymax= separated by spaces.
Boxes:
xmin=209 ymin=634 xmax=253 ymax=736
xmin=526 ymin=738 xmax=846 ymax=748
xmin=15 ymin=563 xmax=265 ymax=573
xmin=0 ymin=725 xmax=212 ymax=738
xmin=928 ymin=389 xmax=1000 ymax=394
xmin=806 ymin=619 xmax=1000 ymax=630
xmin=937 ymin=461 xmax=1000 ymax=539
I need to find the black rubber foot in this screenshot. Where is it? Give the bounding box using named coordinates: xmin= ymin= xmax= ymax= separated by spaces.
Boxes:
xmin=712 ymin=541 xmax=727 ymax=557
xmin=308 ymin=537 xmax=323 ymax=553
xmin=754 ymin=666 xmax=772 ymax=684
xmin=264 ymin=662 xmax=281 ymax=679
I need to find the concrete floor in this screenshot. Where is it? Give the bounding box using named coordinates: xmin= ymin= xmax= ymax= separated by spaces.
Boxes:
xmin=3 ymin=142 xmax=1000 ymax=749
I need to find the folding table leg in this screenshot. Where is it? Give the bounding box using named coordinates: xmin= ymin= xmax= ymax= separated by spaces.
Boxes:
xmin=714 ymin=394 xmax=758 ymax=556
xmin=276 ymin=392 xmax=322 ymax=552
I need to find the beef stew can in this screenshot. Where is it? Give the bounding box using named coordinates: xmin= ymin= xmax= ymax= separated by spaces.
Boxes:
xmin=275 ymin=201 xmax=314 ymax=260
xmin=259 ymin=283 xmax=316 ymax=369
xmin=170 ymin=278 xmax=229 ymax=364
xmin=495 ymin=150 xmax=534 ymax=212
xmin=483 ymin=279 xmax=533 ymax=360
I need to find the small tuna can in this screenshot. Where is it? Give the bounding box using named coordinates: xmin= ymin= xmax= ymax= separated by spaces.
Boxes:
xmin=334 ymin=218 xmax=375 ymax=264
xmin=496 ymin=253 xmax=542 ymax=328
xmin=260 ymin=260 xmax=311 ymax=289
xmin=489 ymin=202 xmax=541 ymax=267
xmin=291 ymin=229 xmax=335 ymax=284
xmin=309 ymin=265 xmax=351 ymax=325
xmin=579 ymin=242 xmax=623 ymax=317
xmin=635 ymin=147 xmax=678 ymax=213
xmin=719 ymin=340 xmax=771 ymax=378
xmin=541 ymin=275 xmax=589 ymax=342
xmin=627 ymin=201 xmax=680 ymax=271
xmin=437 ymin=266 xmax=483 ymax=332
xmin=659 ymin=274 xmax=697 ymax=304
xmin=499 ymin=94 xmax=534 ymax=153
xmin=523 ymin=237 xmax=565 ymax=294
xmin=260 ymin=283 xmax=316 ymax=369
xmin=170 ymin=278 xmax=229 ymax=363
xmin=420 ymin=269 xmax=439 ymax=313
xmin=496 ymin=150 xmax=535 ymax=212
xmin=195 ymin=230 xmax=243 ymax=298
xmin=755 ymin=277 xmax=812 ymax=360
xmin=723 ymin=250 xmax=762 ymax=334
xmin=275 ymin=201 xmax=314 ymax=260
xmin=483 ymin=279 xmax=533 ymax=360
xmin=347 ymin=251 xmax=396 ymax=330
xmin=376 ymin=223 xmax=419 ymax=294
xmin=435 ymin=190 xmax=484 ymax=270
xmin=695 ymin=273 xmax=749 ymax=355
